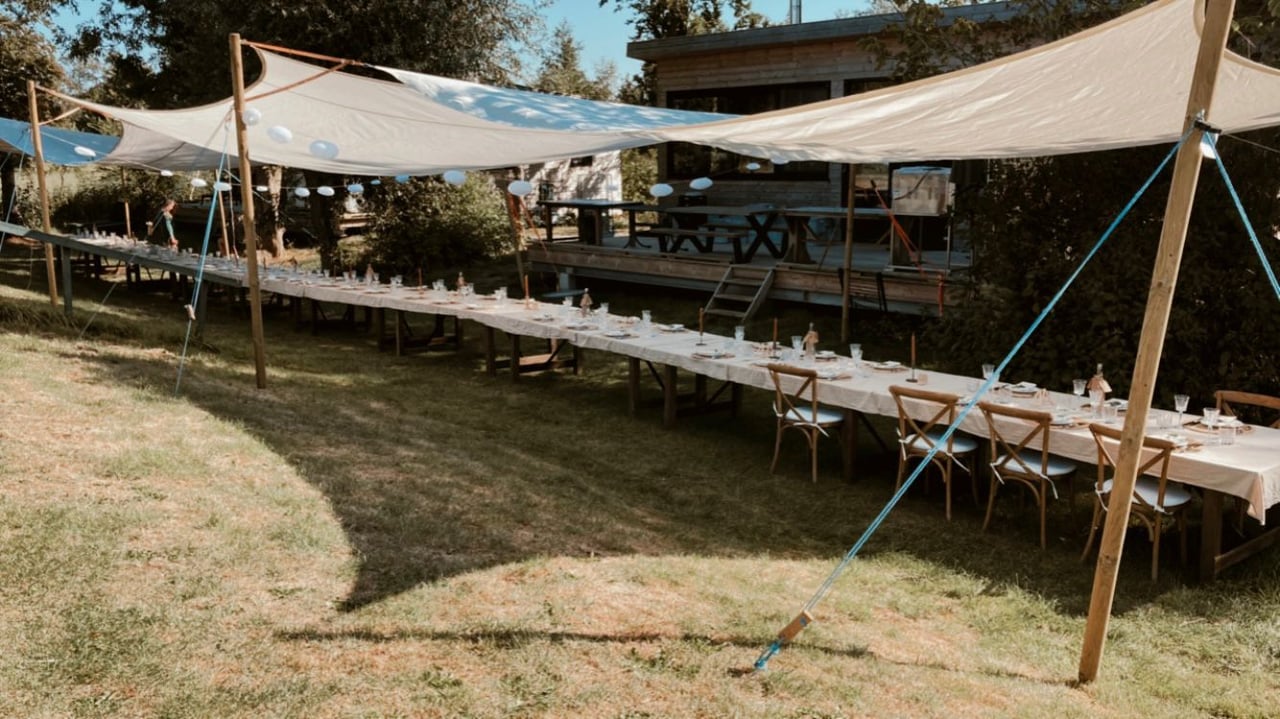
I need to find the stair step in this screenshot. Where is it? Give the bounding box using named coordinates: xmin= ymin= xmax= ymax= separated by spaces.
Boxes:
xmin=715 ymin=292 xmax=757 ymax=303
xmin=705 ymin=308 xmax=746 ymax=318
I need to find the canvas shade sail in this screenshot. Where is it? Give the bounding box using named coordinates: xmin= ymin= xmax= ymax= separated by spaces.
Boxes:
xmin=70 ymin=50 xmax=727 ymax=174
xmin=652 ymin=0 xmax=1280 ymax=162
xmin=38 ymin=0 xmax=1280 ymax=173
xmin=0 ymin=117 xmax=119 ymax=165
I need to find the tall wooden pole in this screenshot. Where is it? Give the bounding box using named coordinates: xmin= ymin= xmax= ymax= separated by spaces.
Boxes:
xmin=120 ymin=168 xmax=133 ymax=240
xmin=1077 ymin=0 xmax=1235 ymax=683
xmin=26 ymin=80 xmax=59 ymax=308
xmin=840 ymin=164 xmax=857 ymax=343
xmin=229 ymin=33 xmax=268 ymax=389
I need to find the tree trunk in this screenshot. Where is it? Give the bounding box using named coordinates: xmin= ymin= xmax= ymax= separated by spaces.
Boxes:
xmin=304 ymin=169 xmax=338 ymax=272
xmin=251 ymin=165 xmax=286 ymax=258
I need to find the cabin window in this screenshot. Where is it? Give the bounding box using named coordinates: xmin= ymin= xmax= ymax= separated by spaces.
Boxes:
xmin=665 ymin=81 xmax=831 ymax=181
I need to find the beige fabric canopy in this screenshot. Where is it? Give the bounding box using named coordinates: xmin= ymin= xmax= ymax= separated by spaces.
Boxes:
xmin=69 ymin=0 xmax=1280 ymax=174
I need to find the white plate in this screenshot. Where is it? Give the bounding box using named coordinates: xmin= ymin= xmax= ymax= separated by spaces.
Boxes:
xmin=816 ymin=350 xmax=837 ymax=359
xmin=603 ymin=330 xmax=631 ymax=338
xmin=659 ymin=324 xmax=685 ymax=332
xmin=871 ymin=360 xmax=901 ymax=369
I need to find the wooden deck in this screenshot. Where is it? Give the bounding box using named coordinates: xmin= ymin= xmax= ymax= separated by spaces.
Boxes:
xmin=527 ymin=232 xmax=968 ymax=316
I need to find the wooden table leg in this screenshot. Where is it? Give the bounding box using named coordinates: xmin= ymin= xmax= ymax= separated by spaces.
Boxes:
xmin=394 ymin=310 xmax=404 ymax=356
xmin=1199 ymin=489 xmax=1224 ymax=581
xmin=694 ymin=374 xmax=708 ymax=409
xmin=484 ymin=326 xmax=497 ymax=376
xmin=510 ymin=333 xmax=522 ymax=382
xmin=628 ymin=357 xmax=641 ymax=415
xmin=663 ymin=364 xmax=678 ymax=428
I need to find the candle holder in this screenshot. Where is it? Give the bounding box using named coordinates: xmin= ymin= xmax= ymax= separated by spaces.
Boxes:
xmin=906 ymin=365 xmax=919 ymax=383
xmin=696 ymin=330 xmax=706 ymax=347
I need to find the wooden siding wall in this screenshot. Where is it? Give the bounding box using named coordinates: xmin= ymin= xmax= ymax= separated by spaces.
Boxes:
xmin=652 ymin=38 xmax=899 ymax=208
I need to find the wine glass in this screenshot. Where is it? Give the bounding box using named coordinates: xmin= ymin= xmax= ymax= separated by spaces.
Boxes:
xmin=1174 ymin=393 xmax=1189 ymax=428
xmin=1073 ymin=378 xmax=1087 ymax=401
xmin=734 ymin=325 xmax=746 ymax=352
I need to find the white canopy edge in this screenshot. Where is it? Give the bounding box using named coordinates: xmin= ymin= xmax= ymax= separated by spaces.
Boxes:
xmin=65 ymin=0 xmax=1280 ymax=175
xmin=651 ymin=0 xmax=1280 ymax=163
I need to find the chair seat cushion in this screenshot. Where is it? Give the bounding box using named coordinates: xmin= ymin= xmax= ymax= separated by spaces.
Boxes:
xmin=904 ymin=429 xmax=978 ymax=455
xmin=783 ymin=403 xmax=844 ymax=426
xmin=994 ymin=450 xmax=1078 ymax=478
xmin=1101 ymin=477 xmax=1194 ymax=511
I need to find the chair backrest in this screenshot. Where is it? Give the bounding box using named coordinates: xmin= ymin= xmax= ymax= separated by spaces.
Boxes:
xmin=1088 ymin=422 xmax=1177 ymax=511
xmin=978 ymin=402 xmax=1053 ymax=478
xmin=1215 ymin=390 xmax=1280 ymax=428
xmin=767 ymin=363 xmax=821 ymax=424
xmin=889 ymin=384 xmax=962 ymax=454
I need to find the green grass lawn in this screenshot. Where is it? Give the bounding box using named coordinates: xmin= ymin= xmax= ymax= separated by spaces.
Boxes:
xmin=1 ymin=247 xmax=1278 ymax=718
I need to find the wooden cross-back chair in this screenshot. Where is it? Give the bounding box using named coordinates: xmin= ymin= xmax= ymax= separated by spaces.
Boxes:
xmin=978 ymin=402 xmax=1078 ymax=549
xmin=1215 ymin=390 xmax=1280 ymax=429
xmin=767 ymin=363 xmax=846 ymax=483
xmin=889 ymin=385 xmax=979 ymax=520
xmin=1082 ymin=422 xmax=1195 ymax=581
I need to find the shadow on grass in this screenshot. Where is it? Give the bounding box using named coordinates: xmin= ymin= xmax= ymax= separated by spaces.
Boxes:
xmin=4 ymin=266 xmax=1205 ymax=618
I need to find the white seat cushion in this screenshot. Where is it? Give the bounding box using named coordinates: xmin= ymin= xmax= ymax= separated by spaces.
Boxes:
xmin=782 ymin=403 xmax=844 ymax=426
xmin=904 ymin=429 xmax=978 ymax=455
xmin=1101 ymin=477 xmax=1194 ymax=512
xmin=994 ymin=450 xmax=1078 ymax=478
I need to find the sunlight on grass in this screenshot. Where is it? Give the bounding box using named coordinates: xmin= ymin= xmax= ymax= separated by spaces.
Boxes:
xmin=1 ymin=254 xmax=1278 ymax=717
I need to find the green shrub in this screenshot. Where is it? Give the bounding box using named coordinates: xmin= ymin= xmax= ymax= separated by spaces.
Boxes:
xmin=364 ymin=174 xmax=512 ymax=277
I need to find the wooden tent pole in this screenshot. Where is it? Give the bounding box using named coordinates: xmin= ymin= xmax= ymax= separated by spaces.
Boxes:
xmin=215 ymin=185 xmax=232 ymax=258
xmin=229 ymin=33 xmax=268 ymax=389
xmin=26 ymin=80 xmax=59 ymax=308
xmin=841 ymin=164 xmax=857 ymax=343
xmin=120 ymin=168 xmax=133 ymax=240
xmin=1077 ymin=0 xmax=1236 ymax=684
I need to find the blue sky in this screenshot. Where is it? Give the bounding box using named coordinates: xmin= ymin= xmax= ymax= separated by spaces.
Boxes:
xmin=538 ymin=1 xmax=877 ymax=81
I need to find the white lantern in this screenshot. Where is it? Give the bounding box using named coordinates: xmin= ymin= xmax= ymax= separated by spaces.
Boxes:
xmin=160 ymin=170 xmax=174 ymax=177
xmin=347 ymin=183 xmax=364 ymax=194
xmin=242 ymin=107 xmax=263 ymax=126
xmin=649 ymin=183 xmax=674 ymax=198
xmin=442 ymin=169 xmax=466 ymax=186
xmin=507 ymin=179 xmax=534 ymax=197
xmin=370 ymin=179 xmax=382 ymax=185
xmin=689 ymin=176 xmax=713 ymax=191
xmin=212 ymin=181 xmax=233 ymax=192
xmin=254 ymin=185 xmax=269 ymax=192
xmin=745 ymin=162 xmax=762 ymax=172
xmin=770 ymin=157 xmax=790 ymax=166
xmin=308 ymin=139 xmax=339 ymax=160
xmin=394 ymin=174 xmax=411 ymax=184
xmin=267 ymin=125 xmax=293 ymax=144
xmin=73 ymin=145 xmax=96 ymax=158
xmin=316 ymin=185 xmax=335 ymax=197
xmin=190 ymin=178 xmax=208 ymax=189
xmin=294 ymin=186 xmax=311 ymax=198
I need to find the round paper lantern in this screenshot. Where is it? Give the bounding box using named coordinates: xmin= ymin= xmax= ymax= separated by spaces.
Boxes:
xmin=507 ymin=179 xmax=534 ymax=197
xmin=266 ymin=125 xmax=293 ymax=144
xmin=242 ymin=107 xmax=263 ymax=126
xmin=308 ymin=139 xmax=339 ymax=160
xmin=346 ymin=183 xmax=364 ymax=194
xmin=745 ymin=162 xmax=762 ymax=172
xmin=73 ymin=145 xmax=97 ymax=158
xmin=254 ymin=185 xmax=269 ymax=192
xmin=212 ymin=181 xmax=233 ymax=192
xmin=648 ymin=183 xmax=674 ymax=198
xmin=190 ymin=178 xmax=208 ymax=189
xmin=160 ymin=170 xmax=174 ymax=177
xmin=770 ymin=157 xmax=790 ymax=166
xmin=442 ymin=170 xmax=466 ymax=186
xmin=370 ymin=179 xmax=382 ymax=185
xmin=316 ymin=185 xmax=335 ymax=197
xmin=294 ymin=186 xmax=311 ymax=198
xmin=394 ymin=174 xmax=411 ymax=184
xmin=689 ymin=176 xmax=713 ymax=191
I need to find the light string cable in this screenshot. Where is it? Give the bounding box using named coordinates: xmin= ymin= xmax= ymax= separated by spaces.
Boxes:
xmin=174 ymin=128 xmax=233 ymax=396
xmin=1203 ymin=131 xmax=1280 ymax=301
xmin=752 ymin=126 xmax=1193 ymax=672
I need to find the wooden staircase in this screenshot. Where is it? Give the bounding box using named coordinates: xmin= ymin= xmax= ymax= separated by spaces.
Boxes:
xmin=703 ymin=265 xmax=774 ymax=324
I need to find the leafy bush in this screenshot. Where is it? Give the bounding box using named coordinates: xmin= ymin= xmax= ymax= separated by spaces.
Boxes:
xmin=364 ymin=174 xmax=513 ymax=277
xmin=47 ymin=167 xmax=187 ymax=237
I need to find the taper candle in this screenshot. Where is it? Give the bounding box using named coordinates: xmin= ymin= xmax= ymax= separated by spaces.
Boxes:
xmin=911 ymin=333 xmax=917 ymax=367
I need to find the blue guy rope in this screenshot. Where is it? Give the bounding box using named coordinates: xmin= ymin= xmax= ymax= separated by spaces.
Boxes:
xmin=752 ymin=128 xmax=1194 ymax=673
xmin=174 ymin=135 xmax=233 ymax=396
xmin=1204 ymin=133 xmax=1280 ymax=302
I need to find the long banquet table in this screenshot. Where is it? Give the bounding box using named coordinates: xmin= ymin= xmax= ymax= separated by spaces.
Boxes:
xmin=54 ymin=233 xmax=1280 ymax=578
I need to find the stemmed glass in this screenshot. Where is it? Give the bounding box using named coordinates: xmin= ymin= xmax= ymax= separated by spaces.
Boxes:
xmin=1174 ymin=393 xmax=1190 ymax=429
xmin=982 ymin=363 xmax=998 ymax=386
xmin=1073 ymin=379 xmax=1087 ymax=408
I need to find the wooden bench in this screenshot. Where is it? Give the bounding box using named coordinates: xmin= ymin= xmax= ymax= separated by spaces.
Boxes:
xmin=640 ymin=227 xmax=750 ymax=263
